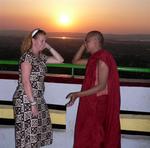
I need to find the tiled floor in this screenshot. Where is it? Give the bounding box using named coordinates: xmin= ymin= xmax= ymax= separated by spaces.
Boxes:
xmin=0 ymin=126 xmax=150 ymax=148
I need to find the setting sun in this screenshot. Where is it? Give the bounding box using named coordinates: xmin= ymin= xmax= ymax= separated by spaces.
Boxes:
xmin=50 ymin=10 xmax=76 ymax=31
xmin=59 ymin=14 xmax=70 ymax=26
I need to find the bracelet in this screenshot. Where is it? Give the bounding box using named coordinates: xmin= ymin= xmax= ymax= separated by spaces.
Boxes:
xmin=49 ymin=47 xmax=54 ymax=52
xmin=31 ymin=101 xmax=36 ymax=106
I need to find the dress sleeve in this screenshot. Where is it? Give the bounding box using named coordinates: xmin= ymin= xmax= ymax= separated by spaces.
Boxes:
xmin=20 ymin=52 xmax=33 ymax=64
xmin=40 ymin=54 xmax=48 ymax=63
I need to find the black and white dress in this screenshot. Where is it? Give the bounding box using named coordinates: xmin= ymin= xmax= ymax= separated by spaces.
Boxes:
xmin=13 ymin=51 xmax=53 ymax=148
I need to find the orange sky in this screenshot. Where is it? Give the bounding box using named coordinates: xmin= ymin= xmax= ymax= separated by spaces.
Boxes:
xmin=0 ymin=0 xmax=150 ymax=34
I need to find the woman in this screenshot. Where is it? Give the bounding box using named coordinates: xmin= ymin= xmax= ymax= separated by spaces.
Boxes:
xmin=13 ymin=28 xmax=64 ymax=148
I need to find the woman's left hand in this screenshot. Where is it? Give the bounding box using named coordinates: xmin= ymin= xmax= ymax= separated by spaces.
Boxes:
xmin=45 ymin=42 xmax=51 ymax=49
xmin=66 ymin=92 xmax=79 ymax=107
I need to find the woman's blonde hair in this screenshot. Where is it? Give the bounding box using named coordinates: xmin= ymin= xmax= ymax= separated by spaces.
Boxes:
xmin=21 ymin=29 xmax=46 ymax=54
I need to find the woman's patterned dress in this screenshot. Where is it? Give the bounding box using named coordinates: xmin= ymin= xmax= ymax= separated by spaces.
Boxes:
xmin=13 ymin=51 xmax=53 ymax=148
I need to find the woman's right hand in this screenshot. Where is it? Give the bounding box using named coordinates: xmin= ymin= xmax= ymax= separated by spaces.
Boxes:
xmin=31 ymin=105 xmax=38 ymax=117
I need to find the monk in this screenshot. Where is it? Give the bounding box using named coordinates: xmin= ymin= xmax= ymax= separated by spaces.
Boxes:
xmin=66 ymin=31 xmax=121 ymax=148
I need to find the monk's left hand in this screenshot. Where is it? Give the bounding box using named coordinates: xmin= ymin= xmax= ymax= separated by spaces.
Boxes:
xmin=66 ymin=92 xmax=79 ymax=107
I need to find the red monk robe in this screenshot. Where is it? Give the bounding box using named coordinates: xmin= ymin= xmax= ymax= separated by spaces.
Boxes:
xmin=73 ymin=49 xmax=121 ymax=148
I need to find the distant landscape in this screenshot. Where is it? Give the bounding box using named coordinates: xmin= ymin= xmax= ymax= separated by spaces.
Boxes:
xmin=0 ymin=30 xmax=150 ymax=68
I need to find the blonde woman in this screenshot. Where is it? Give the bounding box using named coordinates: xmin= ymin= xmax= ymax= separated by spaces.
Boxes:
xmin=13 ymin=28 xmax=64 ymax=148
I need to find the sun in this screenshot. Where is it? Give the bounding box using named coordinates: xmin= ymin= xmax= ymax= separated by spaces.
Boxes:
xmin=52 ymin=11 xmax=75 ymax=30
xmin=59 ymin=14 xmax=70 ymax=26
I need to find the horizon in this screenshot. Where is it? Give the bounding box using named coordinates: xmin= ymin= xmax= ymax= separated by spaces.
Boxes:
xmin=1 ymin=29 xmax=150 ymax=36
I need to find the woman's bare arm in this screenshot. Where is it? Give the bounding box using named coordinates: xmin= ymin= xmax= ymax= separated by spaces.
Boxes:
xmin=21 ymin=62 xmax=38 ymax=116
xmin=45 ymin=43 xmax=64 ymax=63
xmin=21 ymin=62 xmax=35 ymax=102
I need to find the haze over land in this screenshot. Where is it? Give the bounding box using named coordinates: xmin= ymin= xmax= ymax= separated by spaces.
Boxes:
xmin=0 ymin=30 xmax=150 ymax=68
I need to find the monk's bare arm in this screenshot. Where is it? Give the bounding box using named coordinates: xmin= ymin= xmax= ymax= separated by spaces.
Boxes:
xmin=66 ymin=60 xmax=109 ymax=106
xmin=78 ymin=61 xmax=109 ymax=97
xmin=72 ymin=44 xmax=88 ymax=65
xmin=68 ymin=60 xmax=109 ymax=98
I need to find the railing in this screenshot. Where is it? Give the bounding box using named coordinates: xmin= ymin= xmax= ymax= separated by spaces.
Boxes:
xmin=0 ymin=60 xmax=150 ymax=135
xmin=0 ymin=60 xmax=150 ymax=77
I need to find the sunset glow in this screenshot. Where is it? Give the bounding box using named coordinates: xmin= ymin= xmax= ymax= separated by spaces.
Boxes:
xmin=0 ymin=0 xmax=150 ymax=34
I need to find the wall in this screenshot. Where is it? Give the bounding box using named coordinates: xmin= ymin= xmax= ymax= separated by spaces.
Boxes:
xmin=0 ymin=79 xmax=150 ymax=148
